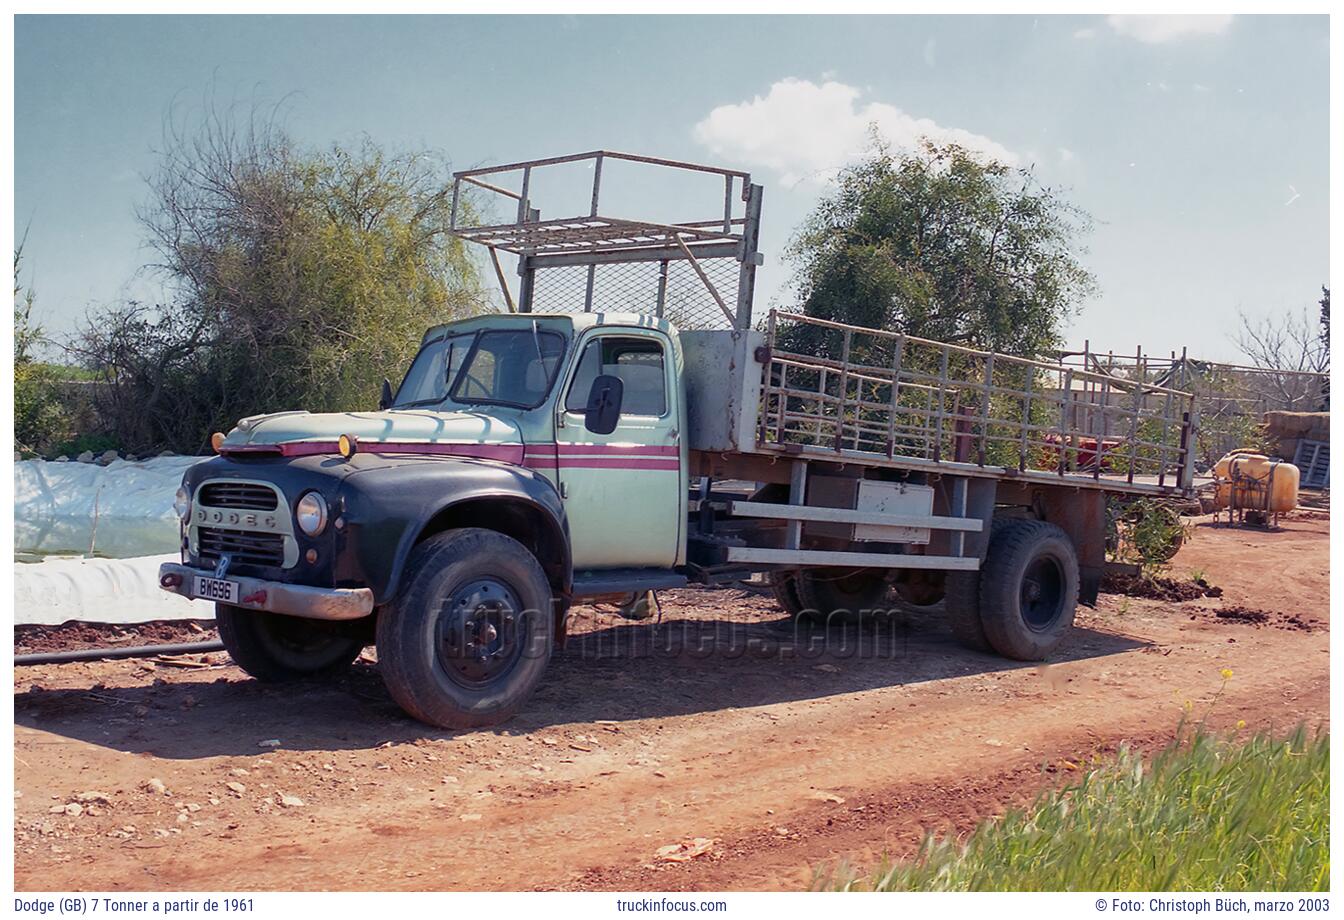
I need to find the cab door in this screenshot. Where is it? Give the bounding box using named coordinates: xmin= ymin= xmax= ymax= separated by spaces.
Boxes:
xmin=554 ymin=330 xmax=682 ymax=569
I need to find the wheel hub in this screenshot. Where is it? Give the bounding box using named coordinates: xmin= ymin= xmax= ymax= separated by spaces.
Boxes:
xmin=467 ymin=618 xmax=499 ymax=650
xmin=435 ymin=577 xmax=525 ymax=687
xmin=1020 ymin=557 xmax=1065 ymax=631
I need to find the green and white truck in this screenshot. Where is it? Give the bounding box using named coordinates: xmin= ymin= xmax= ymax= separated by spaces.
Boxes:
xmin=160 ymin=151 xmax=1197 ymax=728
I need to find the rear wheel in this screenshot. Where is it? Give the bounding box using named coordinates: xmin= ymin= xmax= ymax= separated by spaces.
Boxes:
xmin=215 ymin=605 xmax=365 ymax=682
xmin=943 ymin=572 xmax=991 ymax=652
xmin=376 ymin=528 xmax=553 ymax=729
xmin=770 ymin=570 xmax=806 ymax=618
xmin=977 ymin=519 xmax=1079 ymax=660
xmin=794 ymin=568 xmax=893 ymax=627
xmin=893 ymin=570 xmax=945 ymax=607
xmin=943 ymin=516 xmax=1014 ymax=653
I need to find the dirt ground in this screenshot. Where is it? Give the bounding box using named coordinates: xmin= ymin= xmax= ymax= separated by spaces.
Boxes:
xmin=13 ymin=511 xmax=1330 ymax=892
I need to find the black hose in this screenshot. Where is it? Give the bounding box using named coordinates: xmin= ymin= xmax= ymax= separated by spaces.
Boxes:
xmin=15 ymin=640 xmax=226 ymax=666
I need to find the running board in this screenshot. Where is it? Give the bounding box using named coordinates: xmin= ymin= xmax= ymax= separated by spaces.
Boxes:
xmin=571 ymin=568 xmax=688 ymax=599
xmin=727 ymin=500 xmax=982 ymax=532
xmin=724 ymin=547 xmax=980 ymax=571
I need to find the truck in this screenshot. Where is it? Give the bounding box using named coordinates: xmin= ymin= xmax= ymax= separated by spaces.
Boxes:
xmin=159 ymin=150 xmax=1198 ymax=728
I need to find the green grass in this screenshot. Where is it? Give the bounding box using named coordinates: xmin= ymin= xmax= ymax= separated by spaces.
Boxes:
xmin=826 ymin=727 xmax=1328 ymax=891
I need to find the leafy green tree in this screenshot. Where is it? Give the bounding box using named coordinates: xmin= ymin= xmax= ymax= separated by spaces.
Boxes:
xmin=783 ymin=139 xmax=1095 ymax=362
xmin=14 ymin=243 xmax=68 ymax=455
xmin=75 ymin=106 xmax=485 ymax=453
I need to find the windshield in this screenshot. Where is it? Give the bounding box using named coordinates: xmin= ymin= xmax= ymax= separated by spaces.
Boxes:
xmin=391 ymin=327 xmax=566 ymax=410
xmin=391 ymin=333 xmax=470 ymax=408
xmin=450 ymin=328 xmax=566 ymax=408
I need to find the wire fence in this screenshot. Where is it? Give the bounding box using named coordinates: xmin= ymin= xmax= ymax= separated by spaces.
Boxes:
xmin=528 ymin=256 xmax=742 ymax=330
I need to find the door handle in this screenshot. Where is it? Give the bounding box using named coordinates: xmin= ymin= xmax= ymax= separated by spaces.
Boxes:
xmin=668 ymin=428 xmax=679 ymax=441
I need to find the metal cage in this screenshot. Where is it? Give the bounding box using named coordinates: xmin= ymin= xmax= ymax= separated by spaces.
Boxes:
xmin=448 ymin=150 xmax=764 ymax=330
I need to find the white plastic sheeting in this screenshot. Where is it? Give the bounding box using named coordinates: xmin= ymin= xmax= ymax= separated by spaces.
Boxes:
xmin=15 ymin=456 xmax=203 ymax=558
xmin=14 ymin=554 xmax=213 ymax=626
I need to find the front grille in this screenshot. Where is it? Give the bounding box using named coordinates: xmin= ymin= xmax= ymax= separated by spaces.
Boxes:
xmin=198 ymin=527 xmax=286 ymax=567
xmin=198 ymin=482 xmax=279 ymax=511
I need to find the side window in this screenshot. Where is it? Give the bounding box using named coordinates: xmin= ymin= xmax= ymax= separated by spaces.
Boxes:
xmin=565 ymin=337 xmax=667 ymax=417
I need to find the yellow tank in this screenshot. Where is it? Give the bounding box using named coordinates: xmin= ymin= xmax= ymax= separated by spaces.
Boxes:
xmin=1213 ymin=452 xmax=1300 ymax=513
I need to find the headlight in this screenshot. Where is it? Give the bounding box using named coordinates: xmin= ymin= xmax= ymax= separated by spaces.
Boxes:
xmin=295 ymin=491 xmax=329 ymax=536
xmin=173 ymin=486 xmax=191 ymax=522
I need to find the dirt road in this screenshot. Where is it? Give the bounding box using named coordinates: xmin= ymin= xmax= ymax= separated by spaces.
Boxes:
xmin=14 ymin=512 xmax=1329 ymax=891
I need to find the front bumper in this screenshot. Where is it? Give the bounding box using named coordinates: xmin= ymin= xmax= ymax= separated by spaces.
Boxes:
xmin=158 ymin=563 xmax=375 ymax=621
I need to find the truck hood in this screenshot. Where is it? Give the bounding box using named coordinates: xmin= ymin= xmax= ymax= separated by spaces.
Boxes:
xmin=218 ymin=409 xmax=526 ymax=463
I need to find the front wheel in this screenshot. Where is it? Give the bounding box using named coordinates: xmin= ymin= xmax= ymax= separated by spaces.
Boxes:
xmin=376 ymin=528 xmax=554 ymax=729
xmin=977 ymin=519 xmax=1079 ymax=660
xmin=215 ymin=605 xmax=365 ymax=682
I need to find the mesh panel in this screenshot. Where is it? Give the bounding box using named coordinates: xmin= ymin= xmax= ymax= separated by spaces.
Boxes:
xmin=528 ymin=256 xmax=741 ymax=330
xmin=761 ymin=313 xmax=1198 ymax=483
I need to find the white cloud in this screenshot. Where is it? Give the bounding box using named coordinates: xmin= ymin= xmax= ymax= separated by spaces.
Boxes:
xmin=1058 ymin=147 xmax=1076 ymax=164
xmin=1106 ymin=15 xmax=1234 ymax=44
xmin=692 ymin=78 xmax=1017 ymax=187
xmin=1073 ymin=27 xmax=1097 ymax=40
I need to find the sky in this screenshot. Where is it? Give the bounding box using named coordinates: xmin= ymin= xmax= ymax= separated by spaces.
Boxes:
xmin=13 ymin=14 xmax=1330 ymax=363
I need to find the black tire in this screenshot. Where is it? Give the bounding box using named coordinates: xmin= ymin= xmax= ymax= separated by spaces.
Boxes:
xmin=977 ymin=519 xmax=1079 ymax=661
xmin=943 ymin=571 xmax=991 ymax=652
xmin=376 ymin=528 xmax=553 ymax=729
xmin=943 ymin=516 xmax=1017 ymax=653
xmin=794 ymin=568 xmax=893 ymax=627
xmin=770 ymin=570 xmax=806 ymax=618
xmin=893 ymin=570 xmax=946 ymax=607
xmin=215 ymin=604 xmax=365 ymax=682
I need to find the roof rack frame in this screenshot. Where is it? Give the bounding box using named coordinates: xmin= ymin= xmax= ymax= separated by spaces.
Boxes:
xmin=449 ymin=150 xmax=764 ymax=330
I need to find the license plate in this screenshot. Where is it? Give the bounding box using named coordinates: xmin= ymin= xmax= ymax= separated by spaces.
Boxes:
xmin=193 ymin=576 xmax=240 ymax=604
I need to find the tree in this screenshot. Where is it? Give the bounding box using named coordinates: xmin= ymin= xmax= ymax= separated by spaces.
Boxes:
xmin=1319 ymin=285 xmax=1330 ymax=362
xmin=74 ymin=103 xmax=485 ymax=453
xmin=783 ymin=138 xmax=1095 ymax=361
xmin=14 ymin=242 xmax=68 ymax=455
xmin=14 ymin=241 xmax=41 ymax=363
xmin=1322 ymin=286 xmax=1331 ymax=410
xmin=1233 ymin=301 xmax=1329 ymax=411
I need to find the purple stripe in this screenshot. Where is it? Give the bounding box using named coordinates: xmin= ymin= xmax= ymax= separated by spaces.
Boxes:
xmin=220 ymin=439 xmax=678 ymax=471
xmin=222 ymin=440 xmax=524 ymax=463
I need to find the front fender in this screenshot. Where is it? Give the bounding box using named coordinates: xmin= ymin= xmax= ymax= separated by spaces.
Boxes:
xmin=336 ymin=456 xmax=570 ymax=605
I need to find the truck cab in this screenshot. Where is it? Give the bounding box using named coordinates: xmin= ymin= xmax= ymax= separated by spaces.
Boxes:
xmin=161 ymin=311 xmax=692 ymax=727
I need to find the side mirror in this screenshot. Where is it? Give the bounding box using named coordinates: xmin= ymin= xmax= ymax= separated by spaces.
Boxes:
xmin=379 ymin=378 xmax=393 ymax=410
xmin=584 ymin=374 xmax=624 ymax=435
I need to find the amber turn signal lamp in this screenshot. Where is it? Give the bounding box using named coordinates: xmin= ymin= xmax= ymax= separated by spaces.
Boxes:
xmin=338 ymin=434 xmax=358 ymax=459
xmin=210 ymin=432 xmax=226 ymax=453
